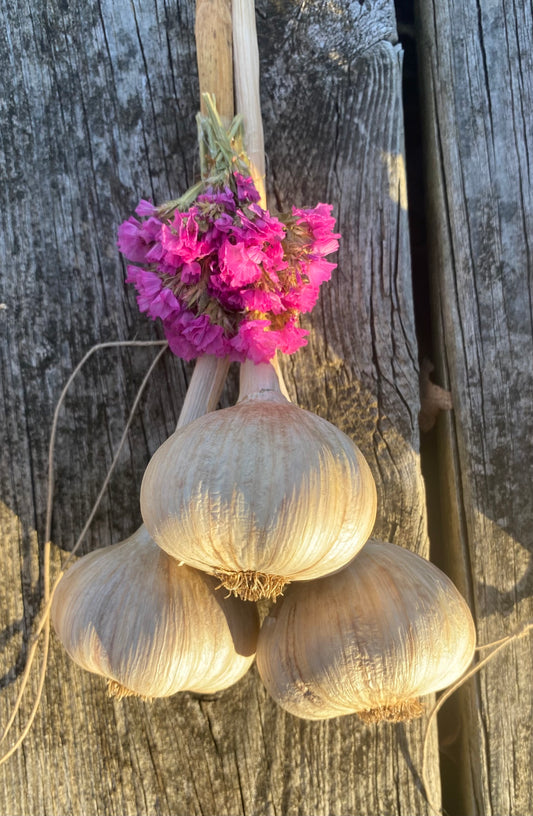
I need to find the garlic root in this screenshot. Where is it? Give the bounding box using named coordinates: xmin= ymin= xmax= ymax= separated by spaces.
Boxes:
xmin=106 ymin=679 xmax=150 ymax=701
xmin=214 ymin=569 xmax=288 ymax=602
xmin=357 ymin=699 xmax=425 ymax=724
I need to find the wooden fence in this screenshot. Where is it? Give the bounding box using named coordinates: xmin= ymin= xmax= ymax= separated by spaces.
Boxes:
xmin=1 ymin=0 xmax=531 ymax=813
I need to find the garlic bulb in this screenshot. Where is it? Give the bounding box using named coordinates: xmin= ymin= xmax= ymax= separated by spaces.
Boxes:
xmin=256 ymin=539 xmax=476 ymax=721
xmin=140 ymin=360 xmax=377 ymax=601
xmin=51 ymin=525 xmax=259 ymax=698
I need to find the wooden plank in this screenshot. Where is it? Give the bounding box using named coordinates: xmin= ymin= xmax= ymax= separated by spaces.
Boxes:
xmin=416 ymin=0 xmax=533 ymax=813
xmin=0 ymin=0 xmax=438 ymax=813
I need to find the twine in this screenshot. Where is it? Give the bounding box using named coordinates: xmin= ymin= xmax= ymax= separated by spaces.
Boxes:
xmin=420 ymin=619 xmax=533 ymax=815
xmin=0 ymin=340 xmax=167 ymax=766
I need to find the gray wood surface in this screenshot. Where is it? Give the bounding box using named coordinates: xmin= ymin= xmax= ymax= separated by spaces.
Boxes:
xmin=0 ymin=1 xmax=438 ymax=813
xmin=417 ymin=0 xmax=533 ymax=814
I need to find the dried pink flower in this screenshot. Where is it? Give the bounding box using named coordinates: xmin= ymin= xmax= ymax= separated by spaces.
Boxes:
xmin=118 ymin=174 xmax=339 ymax=364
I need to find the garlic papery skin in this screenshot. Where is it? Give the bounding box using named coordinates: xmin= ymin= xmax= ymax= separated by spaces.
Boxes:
xmin=51 ymin=525 xmax=259 ymax=698
xmin=256 ymin=539 xmax=476 ymax=721
xmin=140 ymin=360 xmax=377 ymax=602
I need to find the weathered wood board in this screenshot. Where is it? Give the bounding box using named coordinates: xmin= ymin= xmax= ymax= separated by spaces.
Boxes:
xmin=417 ymin=0 xmax=533 ymax=813
xmin=0 ymin=1 xmax=438 ymax=813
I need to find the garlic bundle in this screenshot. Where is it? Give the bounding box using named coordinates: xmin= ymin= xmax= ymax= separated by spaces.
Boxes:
xmin=51 ymin=525 xmax=259 ymax=698
xmin=256 ymin=539 xmax=476 ymax=721
xmin=141 ymin=360 xmax=377 ymax=601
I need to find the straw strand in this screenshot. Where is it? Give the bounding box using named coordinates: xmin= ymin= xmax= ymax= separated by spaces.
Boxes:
xmin=0 ymin=340 xmax=167 ymax=766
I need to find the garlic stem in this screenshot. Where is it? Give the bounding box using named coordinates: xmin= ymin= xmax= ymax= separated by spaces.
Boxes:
xmin=176 ymin=355 xmax=230 ymax=430
xmin=195 ymin=0 xmax=234 ymax=126
xmin=237 ymin=359 xmax=282 ymax=402
xmin=272 ymin=353 xmax=291 ymax=401
xmin=232 ymin=0 xmax=266 ymax=207
xmin=232 ymin=5 xmax=295 ymax=399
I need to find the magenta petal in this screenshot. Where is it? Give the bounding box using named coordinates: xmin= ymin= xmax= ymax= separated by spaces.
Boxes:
xmin=149 ymin=287 xmax=181 ymax=320
xmin=117 ymin=218 xmax=150 ymax=263
xmin=126 ymin=267 xmax=163 ymax=315
xmin=220 ymin=240 xmax=263 ymax=286
xmin=292 ymin=203 xmax=340 ymax=256
xmin=180 ymin=262 xmax=202 ymax=284
xmin=164 ymin=326 xmax=198 ymax=361
xmin=240 ymin=288 xmax=285 ymax=315
xmin=145 ymin=243 xmax=165 ymax=263
xmin=126 ymin=266 xmax=162 ymax=295
xmin=277 ymin=321 xmax=309 ymax=355
xmin=230 ymin=319 xmax=278 ymax=363
xmin=305 ymin=259 xmax=336 ymax=287
xmin=282 ymin=285 xmax=320 ymax=312
xmin=164 ymin=312 xmax=228 ymax=359
xmin=135 ymin=199 xmax=157 ymax=216
xmin=233 ymin=172 xmax=260 ymax=203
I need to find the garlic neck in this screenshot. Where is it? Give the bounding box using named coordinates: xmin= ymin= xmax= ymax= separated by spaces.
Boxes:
xmin=176 ymin=355 xmax=230 ymax=430
xmin=272 ymin=353 xmax=291 ymax=401
xmin=237 ymin=359 xmax=283 ymax=402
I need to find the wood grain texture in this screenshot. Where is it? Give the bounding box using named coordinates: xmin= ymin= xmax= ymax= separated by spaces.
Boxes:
xmin=0 ymin=1 xmax=437 ymax=813
xmin=196 ymin=0 xmax=234 ymax=122
xmin=416 ymin=0 xmax=533 ymax=813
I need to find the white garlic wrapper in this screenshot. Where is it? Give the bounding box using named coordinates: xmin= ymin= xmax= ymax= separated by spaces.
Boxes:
xmin=140 ymin=363 xmax=377 ymax=601
xmin=51 ymin=525 xmax=259 ymax=699
xmin=256 ymin=539 xmax=476 ymax=721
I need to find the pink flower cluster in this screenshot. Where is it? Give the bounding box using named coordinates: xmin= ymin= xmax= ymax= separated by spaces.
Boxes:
xmin=118 ymin=173 xmax=339 ymax=363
